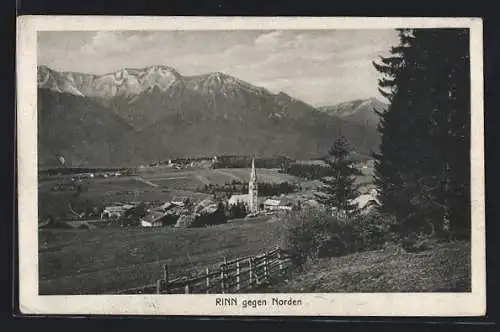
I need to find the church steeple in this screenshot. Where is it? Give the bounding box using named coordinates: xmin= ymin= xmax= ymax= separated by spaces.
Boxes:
xmin=248 ymin=158 xmax=258 ymax=213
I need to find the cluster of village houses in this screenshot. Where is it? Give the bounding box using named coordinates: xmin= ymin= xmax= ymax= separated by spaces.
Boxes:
xmin=99 ymin=191 xmax=379 ymax=229
xmin=142 ymin=158 xmax=214 ymax=170
xmin=99 ymin=194 xmax=303 ymax=228
xmin=70 ymin=171 xmax=125 ymax=181
xmin=101 ymin=199 xmax=188 ymax=227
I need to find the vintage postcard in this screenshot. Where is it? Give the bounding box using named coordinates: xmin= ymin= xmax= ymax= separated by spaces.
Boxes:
xmin=17 ymin=16 xmax=485 ymax=316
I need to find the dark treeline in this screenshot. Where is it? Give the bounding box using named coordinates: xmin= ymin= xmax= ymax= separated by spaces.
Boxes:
xmin=281 ymin=163 xmax=333 ymax=180
xmin=154 ymin=155 xmax=294 ymax=169
xmin=373 ymin=28 xmax=470 ymax=239
xmin=170 ymin=156 xmax=213 ymax=164
xmin=212 ymin=155 xmax=293 ymax=169
xmin=281 ymin=161 xmax=363 ymax=180
xmin=198 ymin=180 xmax=298 ymax=197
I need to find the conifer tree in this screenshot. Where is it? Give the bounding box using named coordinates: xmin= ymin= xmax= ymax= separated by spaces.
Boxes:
xmin=373 ymin=28 xmax=470 ymax=238
xmin=314 ymin=136 xmax=359 ymax=216
xmin=372 ymin=29 xmax=419 ymax=229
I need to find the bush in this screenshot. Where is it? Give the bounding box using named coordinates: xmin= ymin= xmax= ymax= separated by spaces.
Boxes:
xmin=282 ymin=208 xmax=398 ymax=268
xmin=227 ymin=201 xmax=248 ymax=219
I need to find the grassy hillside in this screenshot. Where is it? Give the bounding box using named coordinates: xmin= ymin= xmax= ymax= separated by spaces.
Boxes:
xmin=37 ymin=88 xmax=148 ymax=168
xmin=255 ymin=241 xmax=470 ymax=293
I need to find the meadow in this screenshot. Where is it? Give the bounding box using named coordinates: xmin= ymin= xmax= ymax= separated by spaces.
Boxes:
xmin=39 ymin=215 xmax=283 ymax=294
xmin=138 ymin=167 xmax=302 ymax=188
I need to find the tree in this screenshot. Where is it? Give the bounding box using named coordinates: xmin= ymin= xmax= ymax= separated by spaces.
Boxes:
xmin=314 ymin=136 xmax=360 ymax=216
xmin=371 ymin=29 xmax=419 ymax=227
xmin=373 ymin=28 xmax=470 ymax=238
xmin=120 ymin=203 xmax=147 ymax=227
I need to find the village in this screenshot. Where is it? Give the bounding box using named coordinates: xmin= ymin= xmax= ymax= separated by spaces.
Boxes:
xmin=39 ymin=157 xmax=379 ymax=231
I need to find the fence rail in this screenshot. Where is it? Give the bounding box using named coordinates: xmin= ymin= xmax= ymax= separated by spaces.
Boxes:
xmin=114 ymin=246 xmax=292 ymax=294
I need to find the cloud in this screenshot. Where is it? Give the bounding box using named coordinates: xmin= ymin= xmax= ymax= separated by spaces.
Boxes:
xmin=254 ymin=30 xmax=285 ymax=48
xmin=80 ymin=32 xmax=149 ymax=56
xmin=256 ymin=75 xmax=380 ymax=106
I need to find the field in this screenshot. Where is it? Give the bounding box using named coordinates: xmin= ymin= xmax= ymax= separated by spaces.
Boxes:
xmin=39 ymin=215 xmax=284 ymax=294
xmin=138 ymin=167 xmax=302 ymax=188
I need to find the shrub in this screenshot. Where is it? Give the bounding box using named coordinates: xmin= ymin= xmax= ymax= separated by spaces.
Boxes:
xmin=282 ymin=208 xmax=398 ymax=268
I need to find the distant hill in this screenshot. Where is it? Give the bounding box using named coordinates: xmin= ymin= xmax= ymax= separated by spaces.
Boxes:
xmin=318 ymin=97 xmax=388 ymax=130
xmin=37 ymin=65 xmax=381 ymax=167
xmin=37 ymin=88 xmax=148 ymax=167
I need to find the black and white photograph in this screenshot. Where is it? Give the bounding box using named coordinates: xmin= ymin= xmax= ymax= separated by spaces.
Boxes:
xmin=17 ymin=16 xmax=485 ymax=316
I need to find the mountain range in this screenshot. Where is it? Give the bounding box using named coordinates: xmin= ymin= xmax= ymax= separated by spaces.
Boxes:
xmin=37 ymin=65 xmax=383 ymax=168
xmin=318 ymin=98 xmax=388 ymax=129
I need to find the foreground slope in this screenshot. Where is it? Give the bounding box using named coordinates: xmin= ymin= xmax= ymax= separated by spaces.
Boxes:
xmin=257 ymin=241 xmax=470 ymax=293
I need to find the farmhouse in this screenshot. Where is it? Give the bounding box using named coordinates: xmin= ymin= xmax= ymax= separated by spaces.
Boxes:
xmin=263 ymin=197 xmax=294 ymax=212
xmin=151 ymin=201 xmax=174 ymax=212
xmin=140 ymin=210 xmax=166 ymax=227
xmin=351 ymin=189 xmax=380 ymax=213
xmin=171 ymin=200 xmax=186 ymax=207
xmin=100 ymin=204 xmax=135 ymax=220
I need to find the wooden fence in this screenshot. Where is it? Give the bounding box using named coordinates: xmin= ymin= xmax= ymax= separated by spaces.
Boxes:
xmin=114 ymin=247 xmax=292 ymax=294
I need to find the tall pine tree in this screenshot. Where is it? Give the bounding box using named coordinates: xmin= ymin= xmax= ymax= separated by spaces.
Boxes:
xmin=314 ymin=136 xmax=359 ymax=216
xmin=373 ymin=28 xmax=470 ymax=239
xmin=372 ymin=29 xmax=421 ymax=231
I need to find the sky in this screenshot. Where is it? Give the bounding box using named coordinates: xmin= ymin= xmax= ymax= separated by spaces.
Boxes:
xmin=38 ymin=29 xmax=399 ymax=106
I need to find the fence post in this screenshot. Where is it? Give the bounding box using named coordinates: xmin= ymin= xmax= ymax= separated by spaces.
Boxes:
xmin=220 ymin=262 xmax=225 ymax=294
xmin=156 ymin=264 xmax=169 ymax=294
xmin=236 ymin=259 xmax=240 ymax=292
xmin=248 ymin=257 xmax=253 ymax=288
xmin=263 ymin=252 xmax=268 ymax=279
xmin=224 ymin=257 xmax=228 ymax=293
xmin=156 ymin=279 xmax=162 ymax=294
xmin=163 ymin=264 xmax=169 ymax=294
xmin=205 ymin=267 xmax=210 ymax=294
xmin=163 ymin=264 xmax=169 ymax=281
xmin=269 ymin=251 xmax=273 ymax=277
xmin=277 ymin=249 xmax=284 ymax=274
xmin=185 ymin=284 xmax=190 ymax=294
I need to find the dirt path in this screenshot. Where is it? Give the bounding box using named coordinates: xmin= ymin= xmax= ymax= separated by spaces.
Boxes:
xmin=135 ymin=177 xmax=159 ymax=188
xmin=194 ymin=174 xmax=211 ymax=185
xmin=147 ymin=176 xmax=189 ymax=181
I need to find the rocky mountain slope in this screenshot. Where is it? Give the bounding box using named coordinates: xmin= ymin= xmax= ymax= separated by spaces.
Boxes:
xmin=318 ymin=97 xmax=388 ymax=130
xmin=37 ymin=65 xmax=381 ymax=167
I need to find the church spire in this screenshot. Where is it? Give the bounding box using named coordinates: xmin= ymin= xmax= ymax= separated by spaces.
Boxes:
xmin=248 ymin=158 xmax=258 ymax=213
xmin=250 ymin=158 xmax=256 ymax=181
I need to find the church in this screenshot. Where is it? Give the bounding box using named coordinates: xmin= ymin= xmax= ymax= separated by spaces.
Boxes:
xmin=227 ymin=158 xmax=260 ymax=213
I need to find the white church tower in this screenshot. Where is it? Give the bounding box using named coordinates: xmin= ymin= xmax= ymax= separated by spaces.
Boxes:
xmin=248 ymin=158 xmax=258 ymax=213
